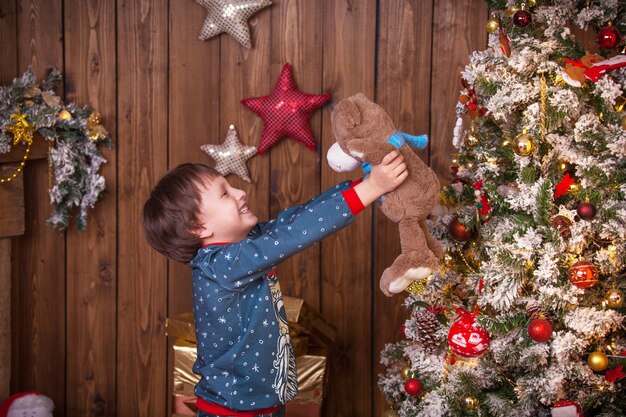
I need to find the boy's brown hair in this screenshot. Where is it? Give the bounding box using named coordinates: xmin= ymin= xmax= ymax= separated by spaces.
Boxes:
xmin=143 ymin=163 xmax=219 ymax=263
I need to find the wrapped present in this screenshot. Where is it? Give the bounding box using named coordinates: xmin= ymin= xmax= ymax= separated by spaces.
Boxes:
xmin=285 ymin=352 xmax=327 ymax=417
xmin=290 ymin=331 xmax=309 ymax=356
xmin=172 ymin=338 xmax=200 ymax=416
xmin=293 ymin=354 xmax=327 ymax=402
xmin=166 ymin=312 xmax=196 ymax=342
xmin=173 ymin=338 xmax=198 ymax=396
xmin=283 ymin=296 xmax=336 ymax=347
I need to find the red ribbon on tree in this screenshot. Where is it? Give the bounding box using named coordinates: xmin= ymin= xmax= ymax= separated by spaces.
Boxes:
xmin=554 ymin=173 xmax=575 ymax=199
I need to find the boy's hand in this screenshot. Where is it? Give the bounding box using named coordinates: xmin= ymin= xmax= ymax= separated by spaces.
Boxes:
xmin=351 ymin=150 xmax=408 ymax=209
xmin=367 ymin=150 xmax=408 ymax=195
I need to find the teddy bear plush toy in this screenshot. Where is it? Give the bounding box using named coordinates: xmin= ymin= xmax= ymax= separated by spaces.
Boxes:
xmin=327 ymin=93 xmax=443 ymax=296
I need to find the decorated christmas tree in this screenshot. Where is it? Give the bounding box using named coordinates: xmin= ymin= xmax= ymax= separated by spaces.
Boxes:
xmin=379 ymin=1 xmax=626 ymax=416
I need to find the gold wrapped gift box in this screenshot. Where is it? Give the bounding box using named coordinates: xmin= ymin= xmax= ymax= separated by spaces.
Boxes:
xmin=165 ymin=312 xmax=195 ymax=343
xmin=166 ymin=296 xmax=335 ymax=417
xmin=172 ymin=339 xmax=199 ymax=416
xmin=282 ymin=296 xmax=336 ymax=347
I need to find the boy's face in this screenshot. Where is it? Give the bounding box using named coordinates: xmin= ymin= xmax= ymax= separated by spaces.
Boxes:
xmin=195 ymin=175 xmax=258 ymax=244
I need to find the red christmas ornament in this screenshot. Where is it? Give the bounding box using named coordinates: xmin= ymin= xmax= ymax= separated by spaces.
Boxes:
xmin=400 ymin=322 xmax=408 ymax=339
xmin=576 ymin=202 xmax=596 ymax=221
xmin=568 ymin=260 xmax=598 ymax=289
xmin=528 ymin=318 xmax=553 ymax=343
xmin=241 ymin=63 xmax=331 ymax=154
xmin=597 ymin=24 xmax=621 ymax=49
xmin=404 ymin=378 xmax=422 ymax=396
xmin=513 ymin=9 xmax=532 ymax=27
xmin=448 ymin=217 xmax=474 ymax=242
xmin=447 ymin=308 xmax=490 ymax=358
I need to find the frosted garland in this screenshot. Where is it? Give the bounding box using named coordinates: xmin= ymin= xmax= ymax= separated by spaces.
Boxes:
xmin=0 ymin=68 xmax=110 ymax=230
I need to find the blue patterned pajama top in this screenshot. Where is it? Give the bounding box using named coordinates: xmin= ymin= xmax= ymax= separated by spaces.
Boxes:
xmin=188 ymin=180 xmax=364 ymax=412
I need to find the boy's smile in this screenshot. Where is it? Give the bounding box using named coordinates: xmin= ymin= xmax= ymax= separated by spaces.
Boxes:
xmin=195 ymin=175 xmax=258 ymax=245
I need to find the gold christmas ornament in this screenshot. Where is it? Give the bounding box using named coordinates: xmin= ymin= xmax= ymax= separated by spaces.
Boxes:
xmin=605 ymin=288 xmax=624 ymax=308
xmin=87 ymin=111 xmax=108 ymax=141
xmin=486 ymin=16 xmax=499 ymax=33
xmin=588 ymin=351 xmax=609 ymax=372
xmin=6 ymin=112 xmax=35 ymax=146
xmin=400 ymin=365 xmax=413 ymax=380
xmin=506 ymin=5 xmax=520 ymax=16
xmin=194 ymin=0 xmax=273 ymax=48
xmin=512 ymin=129 xmax=536 ymax=156
xmin=463 ymin=395 xmax=479 ymax=410
xmin=464 ymin=127 xmax=481 ymax=148
xmin=58 ymin=109 xmax=72 ymax=120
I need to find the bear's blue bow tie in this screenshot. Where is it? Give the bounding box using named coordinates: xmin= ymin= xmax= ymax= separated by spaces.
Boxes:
xmin=361 ymin=131 xmax=428 ymax=174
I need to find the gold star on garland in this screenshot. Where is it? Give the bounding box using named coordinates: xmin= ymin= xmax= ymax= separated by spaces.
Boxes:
xmin=87 ymin=111 xmax=108 ymax=141
xmin=194 ymin=0 xmax=272 ymax=48
xmin=201 ymin=125 xmax=257 ymax=183
xmin=6 ymin=112 xmax=35 ymax=146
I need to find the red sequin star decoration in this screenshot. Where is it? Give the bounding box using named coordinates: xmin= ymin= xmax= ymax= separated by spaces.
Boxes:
xmin=242 ymin=63 xmax=331 ymax=154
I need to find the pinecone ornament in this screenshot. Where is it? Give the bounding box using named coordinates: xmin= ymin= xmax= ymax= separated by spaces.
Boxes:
xmin=413 ymin=310 xmax=442 ymax=351
xmin=526 ymin=300 xmax=553 ymax=323
xmin=550 ymin=214 xmax=573 ymax=239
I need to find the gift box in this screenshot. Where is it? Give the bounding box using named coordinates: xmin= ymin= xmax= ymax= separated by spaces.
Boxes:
xmin=166 ymin=312 xmax=195 ymax=343
xmin=292 ymin=354 xmax=326 ymax=402
xmin=167 ymin=297 xmax=333 ymax=417
xmin=172 ymin=338 xmax=199 ymax=416
xmin=173 ymin=338 xmax=198 ymax=396
xmin=283 ymin=296 xmax=336 ymax=347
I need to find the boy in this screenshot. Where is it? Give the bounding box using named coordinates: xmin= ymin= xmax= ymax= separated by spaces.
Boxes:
xmin=143 ymin=150 xmax=407 ymax=417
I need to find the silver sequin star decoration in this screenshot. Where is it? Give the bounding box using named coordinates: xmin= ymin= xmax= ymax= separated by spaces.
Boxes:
xmin=201 ymin=125 xmax=257 ymax=182
xmin=194 ymin=0 xmax=272 ymax=48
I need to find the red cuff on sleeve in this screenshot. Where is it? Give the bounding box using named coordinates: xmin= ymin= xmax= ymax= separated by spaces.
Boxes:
xmin=341 ymin=186 xmax=365 ymax=216
xmin=350 ymin=177 xmax=364 ymax=187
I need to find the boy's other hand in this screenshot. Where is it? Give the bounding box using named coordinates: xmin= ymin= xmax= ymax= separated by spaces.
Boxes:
xmin=368 ymin=150 xmax=408 ymax=195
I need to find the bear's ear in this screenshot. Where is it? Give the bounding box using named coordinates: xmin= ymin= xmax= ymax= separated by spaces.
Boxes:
xmin=331 ymin=97 xmax=362 ymax=132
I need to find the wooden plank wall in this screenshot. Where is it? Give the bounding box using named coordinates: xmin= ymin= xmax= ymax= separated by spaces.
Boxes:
xmin=3 ymin=1 xmax=487 ymax=416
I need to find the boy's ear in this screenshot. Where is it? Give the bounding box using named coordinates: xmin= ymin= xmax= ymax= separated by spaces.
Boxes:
xmin=192 ymin=224 xmax=213 ymax=240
